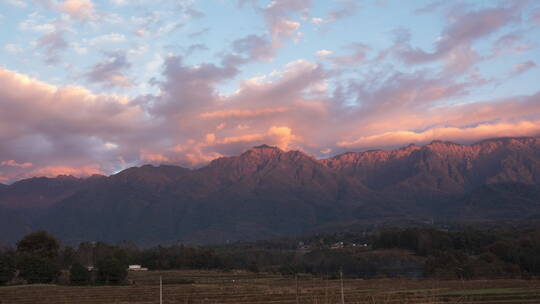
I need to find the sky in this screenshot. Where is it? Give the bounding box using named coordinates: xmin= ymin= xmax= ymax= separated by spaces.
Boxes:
xmin=0 ymin=0 xmax=539 ymax=182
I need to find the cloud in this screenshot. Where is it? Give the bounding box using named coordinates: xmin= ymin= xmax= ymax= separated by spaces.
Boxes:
xmin=0 ymin=67 xmax=146 ymax=182
xmin=488 ymin=31 xmax=531 ymax=58
xmin=85 ymin=52 xmax=133 ymax=88
xmin=511 ymin=60 xmax=537 ymax=76
xmin=396 ymin=4 xmax=519 ymax=72
xmin=36 ymin=30 xmax=68 ymax=63
xmin=0 ymin=160 xmax=33 ymax=168
xmin=216 ymin=126 xmax=297 ymax=150
xmin=60 ymin=0 xmax=96 ymax=21
xmin=316 ymin=49 xmax=332 ymax=57
xmin=87 ymin=33 xmax=126 ymax=45
xmin=18 ymin=13 xmax=56 ymax=33
xmin=4 ymin=44 xmax=24 ymax=54
xmin=185 ymin=44 xmax=209 ymax=56
xmin=128 ymin=6 xmax=186 ymax=38
xmin=6 ymin=0 xmax=28 ymax=7
xmin=200 ymin=107 xmax=289 ymax=119
xmin=327 ymin=44 xmax=370 ymax=66
xmin=109 ymin=0 xmax=127 ymax=6
xmin=414 ymin=1 xmax=447 ymax=14
xmin=122 ymin=57 xmax=327 ymax=167
xmin=257 ymin=0 xmax=311 ymax=46
xmin=347 ymin=69 xmax=479 ymax=114
xmin=169 ymin=143 xmax=223 ymax=167
xmin=140 ymin=151 xmax=169 ymax=163
xmin=1 ymin=2 xmax=539 ymax=186
xmin=25 ymin=164 xmax=104 ymax=178
xmin=311 ymin=0 xmax=358 ymax=25
xmin=148 ymin=55 xmax=239 ymax=117
xmin=231 ymin=34 xmax=274 ymax=62
xmin=188 ymin=27 xmax=209 ymax=38
xmin=337 ymin=120 xmax=540 ymax=150
xmin=530 ymin=8 xmax=540 ymax=24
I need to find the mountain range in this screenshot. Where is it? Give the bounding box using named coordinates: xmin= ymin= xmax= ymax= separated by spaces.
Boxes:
xmin=1 ymin=137 xmax=540 ymax=246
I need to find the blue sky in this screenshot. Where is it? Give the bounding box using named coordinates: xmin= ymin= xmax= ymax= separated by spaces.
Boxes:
xmin=0 ymin=0 xmax=539 ymax=181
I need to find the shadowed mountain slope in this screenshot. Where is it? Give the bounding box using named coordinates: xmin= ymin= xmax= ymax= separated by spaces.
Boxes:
xmin=2 ymin=137 xmax=540 ymax=245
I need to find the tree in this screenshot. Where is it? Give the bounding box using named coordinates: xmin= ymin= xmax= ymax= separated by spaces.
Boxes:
xmin=96 ymin=256 xmax=127 ymax=285
xmin=59 ymin=246 xmax=77 ymax=269
xmin=17 ymin=255 xmax=59 ymax=284
xmin=0 ymin=250 xmax=16 ymax=285
xmin=70 ymin=262 xmax=91 ymax=285
xmin=17 ymin=230 xmax=60 ymax=260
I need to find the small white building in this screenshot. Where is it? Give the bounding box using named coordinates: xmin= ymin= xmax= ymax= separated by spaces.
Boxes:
xmin=330 ymin=242 xmax=344 ymax=249
xmin=128 ymin=265 xmax=148 ymax=271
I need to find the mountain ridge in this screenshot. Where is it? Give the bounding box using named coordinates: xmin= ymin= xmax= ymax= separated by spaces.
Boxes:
xmin=1 ymin=136 xmax=540 ymax=245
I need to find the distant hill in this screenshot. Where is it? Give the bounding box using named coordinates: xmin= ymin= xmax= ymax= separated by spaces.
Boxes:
xmin=1 ymin=137 xmax=540 ymax=245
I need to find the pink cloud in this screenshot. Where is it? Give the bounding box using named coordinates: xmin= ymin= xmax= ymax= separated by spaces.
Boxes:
xmin=0 ymin=160 xmax=33 ymax=168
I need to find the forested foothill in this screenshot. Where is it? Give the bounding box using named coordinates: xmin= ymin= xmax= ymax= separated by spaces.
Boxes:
xmin=2 ymin=223 xmax=540 ymax=286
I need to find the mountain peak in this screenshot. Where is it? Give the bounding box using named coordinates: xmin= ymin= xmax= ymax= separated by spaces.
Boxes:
xmin=241 ymin=144 xmax=283 ymax=157
xmin=427 ymin=140 xmax=458 ymax=146
xmin=252 ymin=144 xmax=281 ymax=150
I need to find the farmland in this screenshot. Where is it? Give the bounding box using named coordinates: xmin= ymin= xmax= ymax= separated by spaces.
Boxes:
xmin=1 ymin=270 xmax=540 ymax=304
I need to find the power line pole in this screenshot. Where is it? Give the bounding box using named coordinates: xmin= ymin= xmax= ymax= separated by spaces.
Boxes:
xmin=340 ymin=267 xmax=345 ymax=304
xmin=160 ymin=275 xmax=163 ymax=304
xmin=295 ymin=274 xmax=299 ymax=304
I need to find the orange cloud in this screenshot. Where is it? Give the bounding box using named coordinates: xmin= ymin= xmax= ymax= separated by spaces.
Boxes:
xmin=200 ymin=107 xmax=289 ymax=119
xmin=61 ymin=0 xmax=95 ymax=20
xmin=338 ymin=120 xmax=540 ymax=149
xmin=267 ymin=126 xmax=296 ymax=150
xmin=140 ymin=151 xmax=170 ymax=163
xmin=218 ymin=133 xmax=265 ymax=144
xmin=169 ymin=143 xmax=223 ymax=166
xmin=216 ymin=126 xmax=297 ymax=150
xmin=27 ymin=164 xmax=104 ymax=178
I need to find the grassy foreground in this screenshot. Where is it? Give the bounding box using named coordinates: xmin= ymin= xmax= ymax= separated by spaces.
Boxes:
xmin=1 ymin=270 xmax=540 ymax=304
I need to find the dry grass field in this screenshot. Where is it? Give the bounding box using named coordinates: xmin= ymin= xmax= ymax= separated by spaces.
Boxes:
xmin=1 ymin=270 xmax=540 ymax=304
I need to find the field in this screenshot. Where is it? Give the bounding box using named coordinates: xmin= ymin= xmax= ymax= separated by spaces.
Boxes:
xmin=1 ymin=270 xmax=540 ymax=304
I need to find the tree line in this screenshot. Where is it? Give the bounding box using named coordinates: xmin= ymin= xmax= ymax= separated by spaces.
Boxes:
xmin=2 ymin=225 xmax=540 ymax=286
